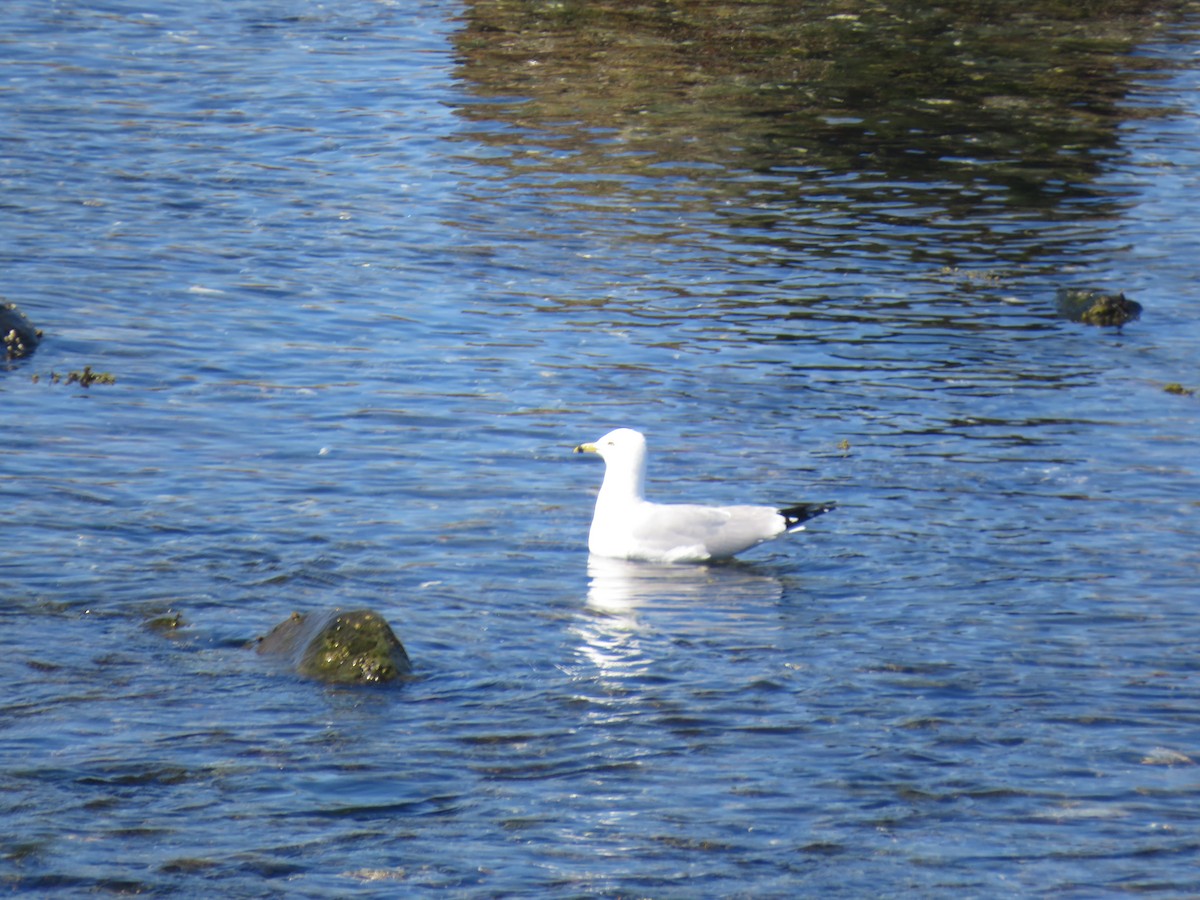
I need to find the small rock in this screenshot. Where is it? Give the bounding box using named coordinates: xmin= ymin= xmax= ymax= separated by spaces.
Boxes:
xmin=257 ymin=608 xmax=412 ymax=684
xmin=65 ymin=366 xmax=116 ymax=387
xmin=1055 ymin=288 xmax=1141 ymax=327
xmin=1 ymin=301 xmax=42 ymax=361
xmin=144 ymin=611 xmax=186 ymax=636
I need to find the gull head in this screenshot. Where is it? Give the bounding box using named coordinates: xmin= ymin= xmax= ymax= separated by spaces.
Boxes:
xmin=573 ymin=427 xmax=646 ymax=462
xmin=574 ymin=428 xmax=648 ymax=501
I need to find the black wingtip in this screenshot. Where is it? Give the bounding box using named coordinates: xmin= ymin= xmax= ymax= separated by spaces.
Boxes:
xmin=779 ymin=501 xmax=836 ymax=529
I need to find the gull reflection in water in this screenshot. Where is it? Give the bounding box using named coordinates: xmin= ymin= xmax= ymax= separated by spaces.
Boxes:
xmin=573 ymin=555 xmax=785 ymax=684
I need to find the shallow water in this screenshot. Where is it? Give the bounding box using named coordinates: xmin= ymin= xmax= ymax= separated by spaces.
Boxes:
xmin=3 ymin=1 xmax=1200 ymax=896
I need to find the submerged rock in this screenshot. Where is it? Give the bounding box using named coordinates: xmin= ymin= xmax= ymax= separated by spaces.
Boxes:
xmin=63 ymin=366 xmax=116 ymax=387
xmin=1055 ymin=289 xmax=1142 ymax=327
xmin=2 ymin=301 xmax=42 ymax=361
xmin=257 ymin=608 xmax=412 ymax=684
xmin=32 ymin=366 xmax=117 ymax=388
xmin=144 ymin=610 xmax=186 ymax=636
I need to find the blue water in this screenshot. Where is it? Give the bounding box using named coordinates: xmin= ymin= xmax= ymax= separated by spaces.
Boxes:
xmin=3 ymin=2 xmax=1200 ymax=896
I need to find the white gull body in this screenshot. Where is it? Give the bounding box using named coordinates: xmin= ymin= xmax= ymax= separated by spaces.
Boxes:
xmin=574 ymin=428 xmax=833 ymax=563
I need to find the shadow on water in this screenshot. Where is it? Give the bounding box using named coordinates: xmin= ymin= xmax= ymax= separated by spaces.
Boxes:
xmin=454 ymin=1 xmax=1190 ymax=186
xmin=451 ymin=0 xmax=1198 ymax=275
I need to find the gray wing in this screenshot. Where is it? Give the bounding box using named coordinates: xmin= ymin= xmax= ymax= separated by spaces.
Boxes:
xmin=632 ymin=503 xmax=786 ymax=560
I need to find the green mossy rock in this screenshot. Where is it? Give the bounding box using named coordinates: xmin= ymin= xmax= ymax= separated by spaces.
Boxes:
xmin=257 ymin=608 xmax=412 ymax=684
xmin=1055 ymin=289 xmax=1142 ymax=327
xmin=144 ymin=611 xmax=186 ymax=636
xmin=2 ymin=301 xmax=42 ymax=361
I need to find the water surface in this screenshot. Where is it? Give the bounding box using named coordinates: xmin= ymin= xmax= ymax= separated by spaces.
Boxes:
xmin=2 ymin=1 xmax=1200 ymax=895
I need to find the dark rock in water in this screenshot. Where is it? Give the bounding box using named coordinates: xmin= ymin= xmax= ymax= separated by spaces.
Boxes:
xmin=145 ymin=610 xmax=186 ymax=636
xmin=64 ymin=366 xmax=116 ymax=388
xmin=1055 ymin=289 xmax=1142 ymax=327
xmin=2 ymin=301 xmax=42 ymax=361
xmin=257 ymin=608 xmax=412 ymax=684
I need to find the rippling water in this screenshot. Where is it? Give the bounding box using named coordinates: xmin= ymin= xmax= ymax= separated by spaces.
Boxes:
xmin=3 ymin=1 xmax=1200 ymax=896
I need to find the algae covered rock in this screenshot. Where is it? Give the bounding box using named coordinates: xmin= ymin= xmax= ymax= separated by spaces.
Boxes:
xmin=1055 ymin=289 xmax=1141 ymax=327
xmin=257 ymin=608 xmax=412 ymax=684
xmin=2 ymin=301 xmax=42 ymax=361
xmin=144 ymin=610 xmax=186 ymax=636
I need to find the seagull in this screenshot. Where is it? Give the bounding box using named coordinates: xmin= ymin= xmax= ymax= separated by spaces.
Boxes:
xmin=573 ymin=428 xmax=834 ymax=563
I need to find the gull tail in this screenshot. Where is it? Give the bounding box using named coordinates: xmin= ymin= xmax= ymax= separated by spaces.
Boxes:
xmin=779 ymin=501 xmax=836 ymax=531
